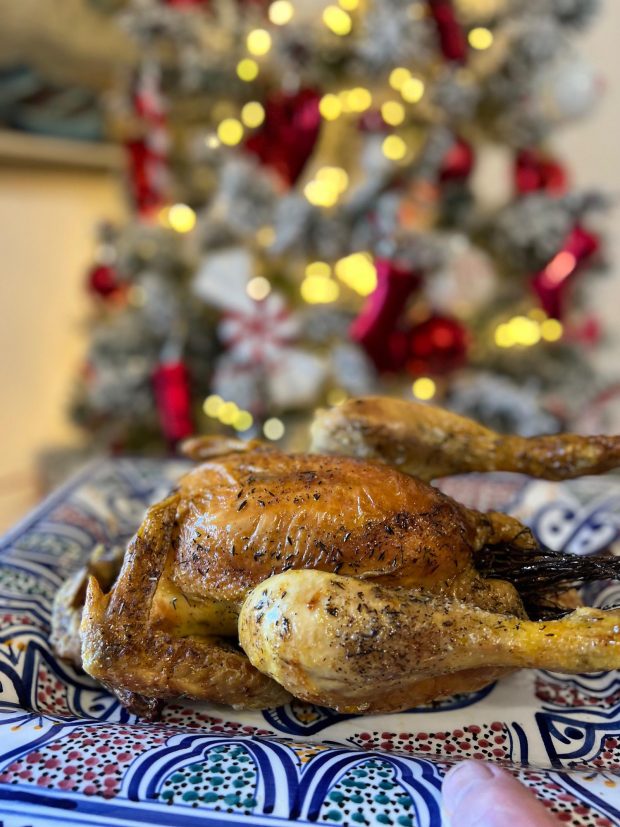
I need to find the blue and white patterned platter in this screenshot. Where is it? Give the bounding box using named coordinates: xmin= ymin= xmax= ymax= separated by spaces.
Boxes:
xmin=1 ymin=459 xmax=620 ymax=827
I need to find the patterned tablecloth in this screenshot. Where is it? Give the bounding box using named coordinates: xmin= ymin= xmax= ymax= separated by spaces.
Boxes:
xmin=1 ymin=459 xmax=620 ymax=826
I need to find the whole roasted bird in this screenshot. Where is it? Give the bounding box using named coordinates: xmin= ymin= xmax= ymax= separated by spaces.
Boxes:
xmin=51 ymin=397 xmax=620 ymax=719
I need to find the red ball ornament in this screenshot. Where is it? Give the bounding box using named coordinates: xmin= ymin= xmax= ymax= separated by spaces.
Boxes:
xmin=531 ymin=224 xmax=600 ymax=319
xmin=87 ymin=263 xmax=123 ymax=300
xmin=406 ymin=315 xmax=469 ymax=375
xmin=515 ymin=149 xmax=568 ymax=196
xmin=152 ymin=360 xmax=193 ymax=445
xmin=426 ymin=0 xmax=467 ymax=63
xmin=245 ymin=89 xmax=321 ymax=187
xmin=440 ymin=137 xmax=474 ymax=182
xmin=349 ymin=259 xmax=422 ymax=373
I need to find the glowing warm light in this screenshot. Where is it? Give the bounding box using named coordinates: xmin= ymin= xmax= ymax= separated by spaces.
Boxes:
xmin=495 ymin=316 xmax=542 ymax=348
xmin=217 ymin=118 xmax=244 ymax=146
xmin=167 ymin=203 xmax=196 ymax=233
xmin=204 ymin=134 xmax=220 ymax=149
xmin=263 ymin=417 xmax=285 ymax=440
xmin=203 ymin=394 xmax=224 ymax=417
xmin=412 ymin=377 xmax=436 ymax=401
xmin=382 ymin=134 xmax=407 ymax=161
xmin=541 ymin=318 xmax=564 ymax=342
xmin=316 ymin=166 xmax=349 ymax=194
xmin=381 ymin=100 xmax=405 ymax=126
xmin=468 ymin=26 xmax=494 ymax=50
xmin=218 ymin=401 xmax=239 ymax=425
xmin=301 ymin=275 xmax=340 ymax=303
xmin=319 ymin=93 xmax=342 ymax=120
xmin=233 ymin=410 xmax=254 ymax=431
xmin=346 ymin=87 xmax=372 ymax=112
xmin=304 ymin=181 xmax=338 ymax=207
xmin=543 ymin=251 xmax=577 ymax=286
xmin=339 ymin=0 xmax=359 ymax=8
xmin=246 ymin=29 xmax=272 ymax=56
xmin=335 ymin=252 xmax=377 ymax=296
xmin=241 ymin=101 xmax=265 ymax=128
xmin=323 ymin=5 xmax=352 ymax=35
xmin=246 ymin=276 xmax=271 ymax=301
xmin=268 ymin=0 xmax=294 ymax=25
xmin=389 ymin=67 xmax=411 ymax=91
xmin=236 ymin=58 xmax=259 ymax=81
xmin=256 ymin=226 xmax=275 ymax=246
xmin=400 ymin=76 xmax=425 ymax=103
xmin=306 ymin=261 xmax=332 ymax=277
xmin=327 ymin=388 xmax=348 ymax=406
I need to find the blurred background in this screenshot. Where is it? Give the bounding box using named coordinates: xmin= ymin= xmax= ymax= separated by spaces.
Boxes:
xmin=0 ymin=0 xmax=618 ymax=530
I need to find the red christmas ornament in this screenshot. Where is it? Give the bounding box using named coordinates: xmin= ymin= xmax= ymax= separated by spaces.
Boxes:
xmin=349 ymin=259 xmax=422 ymax=373
xmin=426 ymin=0 xmax=467 ymax=63
xmin=440 ymin=137 xmax=474 ymax=182
xmin=87 ymin=263 xmax=124 ymax=300
xmin=531 ymin=224 xmax=600 ymax=319
xmin=152 ymin=361 xmax=193 ymax=445
xmin=407 ymin=315 xmax=469 ymax=375
xmin=515 ymin=149 xmax=568 ymax=196
xmin=245 ymin=89 xmax=321 ymax=187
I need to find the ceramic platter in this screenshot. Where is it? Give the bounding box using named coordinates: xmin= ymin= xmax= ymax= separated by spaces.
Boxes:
xmin=1 ymin=459 xmax=620 ymax=826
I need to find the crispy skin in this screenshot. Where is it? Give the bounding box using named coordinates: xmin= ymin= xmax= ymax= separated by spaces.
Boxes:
xmin=239 ymin=570 xmax=620 ymax=714
xmin=311 ymin=397 xmax=620 ymax=481
xmin=78 ymin=444 xmax=528 ymax=712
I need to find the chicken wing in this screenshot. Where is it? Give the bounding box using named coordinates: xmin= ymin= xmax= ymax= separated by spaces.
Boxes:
xmin=311 ymin=397 xmax=620 ymax=481
xmin=240 ymin=570 xmax=620 ymax=713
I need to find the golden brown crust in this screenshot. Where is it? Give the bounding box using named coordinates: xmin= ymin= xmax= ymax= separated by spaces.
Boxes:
xmin=311 ymin=397 xmax=620 ymax=481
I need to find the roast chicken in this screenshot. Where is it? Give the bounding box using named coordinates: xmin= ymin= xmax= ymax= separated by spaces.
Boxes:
xmin=50 ymin=398 xmax=620 ymax=719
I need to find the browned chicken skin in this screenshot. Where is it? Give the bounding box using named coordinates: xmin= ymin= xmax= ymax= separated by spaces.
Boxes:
xmin=50 ymin=397 xmax=620 ymax=718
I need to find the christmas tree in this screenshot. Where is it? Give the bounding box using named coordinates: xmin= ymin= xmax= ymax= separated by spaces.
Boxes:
xmin=75 ymin=0 xmax=607 ymax=452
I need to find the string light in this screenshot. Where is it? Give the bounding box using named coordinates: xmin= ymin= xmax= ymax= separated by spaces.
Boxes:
xmin=382 ymin=134 xmax=407 ymax=161
xmin=236 ymin=58 xmax=259 ymax=81
xmin=306 ymin=261 xmax=331 ymax=277
xmin=319 ymin=93 xmax=343 ymax=120
xmin=323 ymin=5 xmax=352 ymax=35
xmin=304 ymin=180 xmax=339 ymax=207
xmin=327 ymin=388 xmax=348 ymax=405
xmin=339 ymin=0 xmax=359 ymax=7
xmin=540 ymin=318 xmax=564 ymax=342
xmin=301 ymin=275 xmax=340 ymax=303
xmin=412 ymin=377 xmax=436 ymax=401
xmin=268 ymin=0 xmax=294 ymax=25
xmin=400 ymin=76 xmax=425 ymax=103
xmin=203 ymin=394 xmax=224 ymax=417
xmin=468 ymin=27 xmax=494 ymax=50
xmin=246 ymin=276 xmax=271 ymax=300
xmin=217 ymin=118 xmax=244 ymax=145
xmin=345 ymin=87 xmax=372 ymax=112
xmin=494 ymin=316 xmax=542 ymax=348
xmin=381 ymin=100 xmax=405 ymax=126
xmin=263 ymin=417 xmax=285 ymax=440
xmin=233 ymin=410 xmax=254 ymax=431
xmin=316 ymin=166 xmax=349 ymax=193
xmin=334 ymin=252 xmax=377 ymax=296
xmin=241 ymin=101 xmax=265 ymax=128
xmin=166 ymin=203 xmax=196 ymax=233
xmin=246 ymin=29 xmax=272 ymax=56
xmin=389 ymin=67 xmax=411 ymax=91
xmin=204 ymin=134 xmax=220 ymax=149
xmin=218 ymin=401 xmax=240 ymax=425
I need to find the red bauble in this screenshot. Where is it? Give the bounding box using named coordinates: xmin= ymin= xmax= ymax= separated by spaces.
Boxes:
xmin=349 ymin=259 xmax=422 ymax=373
xmin=515 ymin=149 xmax=568 ymax=196
xmin=245 ymin=89 xmax=321 ymax=187
xmin=87 ymin=264 xmax=123 ymax=300
xmin=426 ymin=0 xmax=467 ymax=62
xmin=531 ymin=224 xmax=600 ymax=319
xmin=440 ymin=137 xmax=474 ymax=182
xmin=406 ymin=315 xmax=469 ymax=375
xmin=152 ymin=361 xmax=193 ymax=445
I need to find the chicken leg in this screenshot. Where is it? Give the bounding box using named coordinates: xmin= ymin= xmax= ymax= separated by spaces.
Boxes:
xmin=240 ymin=570 xmax=620 ymax=714
xmin=311 ymin=397 xmax=620 ymax=481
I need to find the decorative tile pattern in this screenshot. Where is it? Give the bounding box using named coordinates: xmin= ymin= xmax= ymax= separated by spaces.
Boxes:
xmin=0 ymin=459 xmax=619 ymax=826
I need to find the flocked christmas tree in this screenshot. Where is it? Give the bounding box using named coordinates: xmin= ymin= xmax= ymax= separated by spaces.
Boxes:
xmin=75 ymin=0 xmax=609 ymax=452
